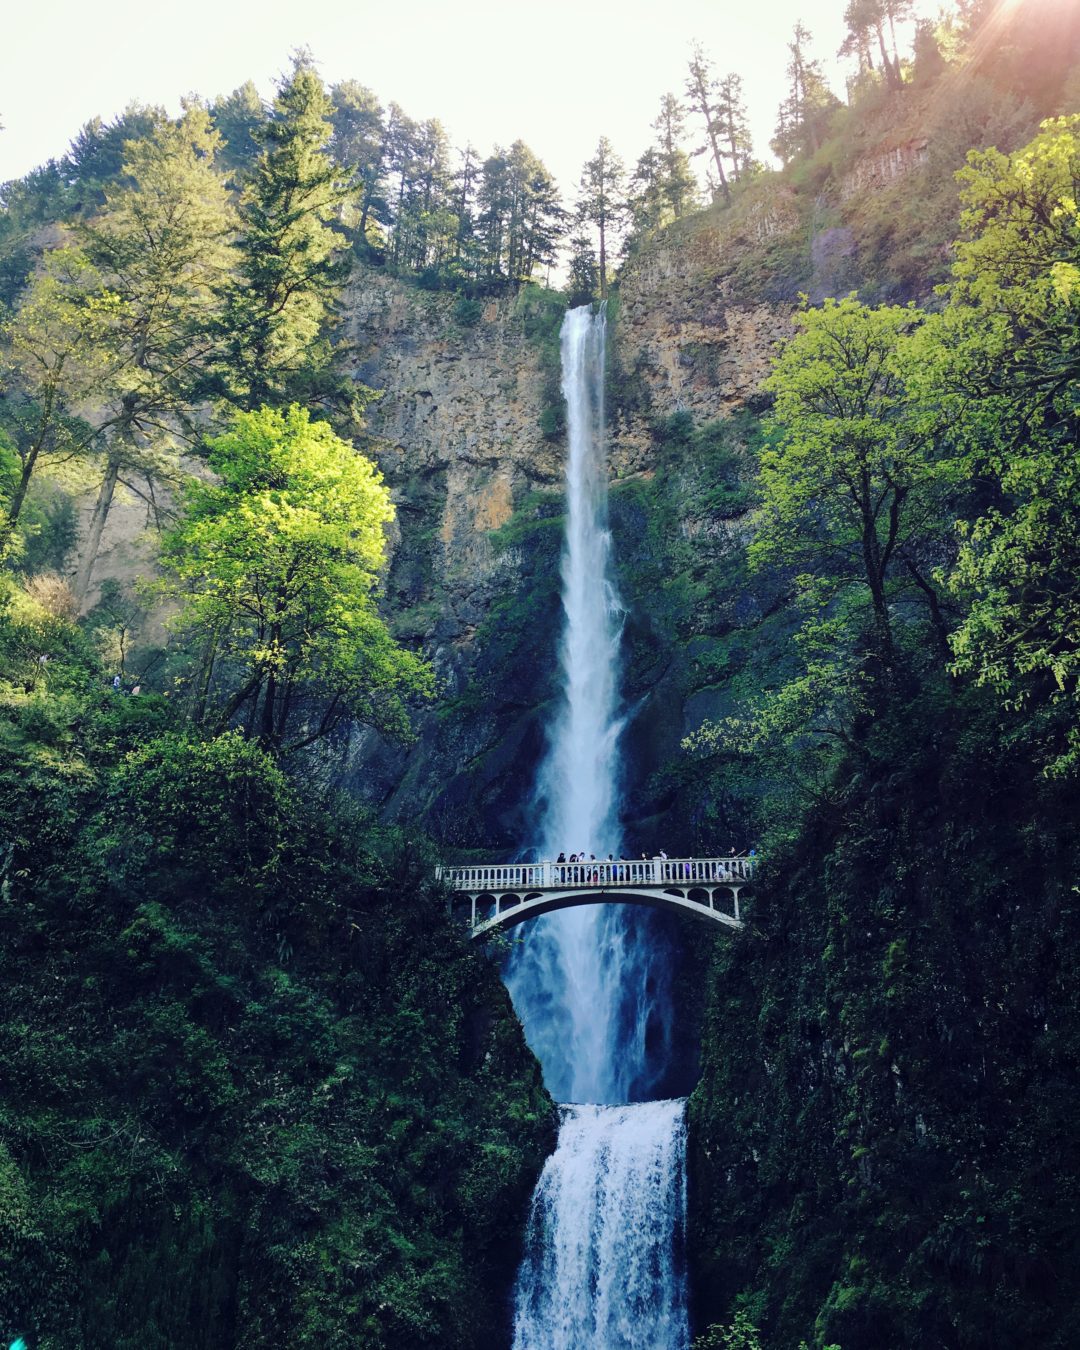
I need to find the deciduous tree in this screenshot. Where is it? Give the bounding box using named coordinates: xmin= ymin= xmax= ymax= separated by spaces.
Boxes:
xmin=919 ymin=116 xmax=1080 ymax=771
xmin=753 ymin=296 xmax=938 ymax=681
xmin=162 ymin=404 xmax=432 ymax=753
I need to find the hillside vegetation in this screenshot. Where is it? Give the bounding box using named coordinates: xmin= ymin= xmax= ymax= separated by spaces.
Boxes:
xmin=1 ymin=2 xmax=1079 ymax=1346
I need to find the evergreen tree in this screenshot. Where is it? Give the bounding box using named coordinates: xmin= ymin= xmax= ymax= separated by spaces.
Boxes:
xmin=210 ymin=81 xmax=267 ymax=179
xmin=410 ymin=119 xmax=455 ymax=271
xmin=772 ymin=24 xmax=839 ymax=163
xmin=651 ymin=93 xmax=698 ymax=218
xmin=0 ymin=247 xmax=114 ymax=560
xmin=471 ymin=143 xmax=563 ymax=286
xmin=218 ymin=55 xmax=351 ymax=411
xmin=508 ymin=141 xmax=565 ymax=283
xmin=627 ymin=147 xmax=668 ymax=238
xmin=63 ymin=104 xmax=165 ymax=212
xmin=452 ymin=143 xmax=480 ymax=266
xmin=566 ymin=233 xmax=599 ymax=306
xmin=72 ymin=104 xmax=237 ymax=599
xmin=329 ymin=81 xmax=386 ymax=253
xmin=577 ymin=137 xmax=625 ymax=299
xmin=716 ymin=74 xmax=753 ymax=181
xmin=476 ymin=148 xmax=511 ymax=283
xmin=685 ymin=45 xmax=731 ymax=205
xmin=384 ymin=104 xmax=421 ymax=267
xmin=840 ymin=0 xmax=907 ymax=90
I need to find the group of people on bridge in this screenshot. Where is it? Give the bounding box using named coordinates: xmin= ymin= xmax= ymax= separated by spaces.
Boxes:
xmin=546 ymin=849 xmax=757 ymax=886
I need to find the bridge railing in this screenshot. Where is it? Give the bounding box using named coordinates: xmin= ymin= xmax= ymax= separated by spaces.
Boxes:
xmin=436 ymin=855 xmax=756 ymax=892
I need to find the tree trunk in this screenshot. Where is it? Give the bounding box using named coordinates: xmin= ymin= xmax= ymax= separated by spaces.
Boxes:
xmin=904 ymin=558 xmax=952 ymax=663
xmin=260 ymin=669 xmax=277 ymax=746
xmin=74 ymin=446 xmax=122 ymax=604
xmin=598 ymin=212 xmax=607 ymax=300
xmin=707 ymin=124 xmax=731 ymax=204
xmin=0 ymin=449 xmax=42 ymax=561
xmin=190 ymin=633 xmax=219 ymax=725
xmin=877 ymin=25 xmax=902 ymax=89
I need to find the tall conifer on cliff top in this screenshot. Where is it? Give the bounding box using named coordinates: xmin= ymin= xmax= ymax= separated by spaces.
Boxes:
xmin=218 ymin=53 xmax=352 ymax=412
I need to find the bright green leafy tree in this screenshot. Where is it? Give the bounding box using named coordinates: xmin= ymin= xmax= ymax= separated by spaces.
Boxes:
xmin=753 ymin=295 xmax=940 ymax=676
xmin=161 ymin=404 xmax=432 ymax=754
xmin=923 ymin=115 xmax=1080 ymax=772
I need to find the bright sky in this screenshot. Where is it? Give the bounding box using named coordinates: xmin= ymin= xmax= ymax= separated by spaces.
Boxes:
xmin=1 ymin=0 xmax=937 ymax=195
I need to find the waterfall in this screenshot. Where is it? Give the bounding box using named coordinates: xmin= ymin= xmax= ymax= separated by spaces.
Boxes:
xmin=512 ymin=1100 xmax=690 ymax=1350
xmin=506 ymin=304 xmax=660 ymax=1106
xmin=506 ymin=305 xmax=690 ymax=1349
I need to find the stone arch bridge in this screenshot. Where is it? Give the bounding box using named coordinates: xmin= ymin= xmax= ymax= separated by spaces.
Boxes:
xmin=437 ymin=856 xmax=754 ymax=937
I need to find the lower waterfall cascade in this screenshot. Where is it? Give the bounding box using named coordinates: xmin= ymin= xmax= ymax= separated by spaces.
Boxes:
xmin=505 ymin=305 xmax=690 ymax=1349
xmin=511 ymin=1100 xmax=690 ymax=1350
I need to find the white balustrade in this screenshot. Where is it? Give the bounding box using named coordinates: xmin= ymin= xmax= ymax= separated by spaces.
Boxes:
xmin=436 ymin=855 xmax=757 ymax=894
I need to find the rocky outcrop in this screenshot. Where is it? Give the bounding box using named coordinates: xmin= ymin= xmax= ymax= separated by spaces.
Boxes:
xmin=838 ymin=136 xmax=930 ymax=200
xmin=611 ymin=193 xmax=797 ymax=470
xmin=344 ymin=273 xmax=559 ymax=643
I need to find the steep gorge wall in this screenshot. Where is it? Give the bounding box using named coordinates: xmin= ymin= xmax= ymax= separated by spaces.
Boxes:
xmin=341 ymin=253 xmax=791 ymax=853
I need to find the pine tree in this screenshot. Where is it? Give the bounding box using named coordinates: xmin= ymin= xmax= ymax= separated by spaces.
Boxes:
xmin=577 ymin=137 xmax=625 ymax=299
xmin=71 ymin=104 xmax=237 ymax=598
xmin=772 ymin=24 xmax=839 ymax=163
xmin=840 ymin=0 xmax=907 ymax=90
xmin=651 ymin=94 xmax=698 ymax=218
xmin=685 ymin=45 xmax=731 ymax=205
xmin=627 ymin=147 xmax=667 ymax=238
xmin=716 ymin=74 xmax=753 ymax=181
xmin=63 ymin=104 xmax=165 ymax=212
xmin=566 ymin=233 xmax=599 ymax=307
xmin=452 ymin=143 xmax=480 ymax=268
xmin=476 ymin=149 xmax=511 ymax=283
xmin=329 ymin=80 xmax=385 ymax=248
xmin=0 ymin=248 xmax=114 ymax=560
xmin=219 ymin=54 xmax=351 ymax=410
xmin=210 ymin=81 xmax=267 ymax=180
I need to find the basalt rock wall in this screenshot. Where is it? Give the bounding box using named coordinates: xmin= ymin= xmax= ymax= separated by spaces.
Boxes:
xmin=340 ymin=248 xmax=791 ymax=852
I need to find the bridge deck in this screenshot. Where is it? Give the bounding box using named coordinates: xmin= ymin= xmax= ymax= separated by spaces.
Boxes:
xmin=436 ymin=856 xmax=756 ymax=936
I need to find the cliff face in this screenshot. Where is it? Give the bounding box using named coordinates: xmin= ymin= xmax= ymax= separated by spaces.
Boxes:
xmin=610 ymin=191 xmax=797 ymax=461
xmin=340 ymin=75 xmax=1049 ymax=849
xmin=342 ymin=246 xmax=790 ymax=850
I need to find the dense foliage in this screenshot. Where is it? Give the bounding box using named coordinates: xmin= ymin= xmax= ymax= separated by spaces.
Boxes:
xmin=0 ymin=54 xmax=553 ymax=1350
xmin=0 ymin=589 xmax=553 ymax=1349
xmin=2 ymin=5 xmax=1079 ymax=1347
xmin=686 ymin=114 xmax=1080 ymax=1348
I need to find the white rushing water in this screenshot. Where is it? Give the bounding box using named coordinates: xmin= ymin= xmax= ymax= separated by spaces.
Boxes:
xmin=512 ymin=1100 xmax=690 ymax=1350
xmin=506 ymin=306 xmax=690 ymax=1350
xmin=506 ymin=304 xmax=652 ymax=1106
